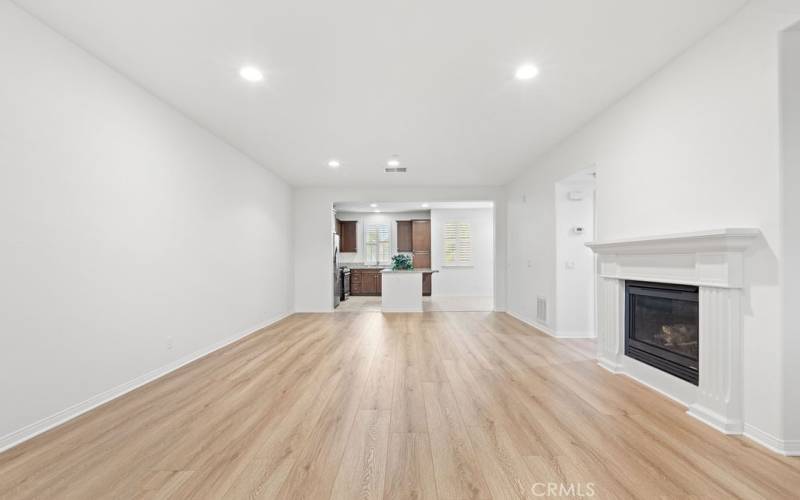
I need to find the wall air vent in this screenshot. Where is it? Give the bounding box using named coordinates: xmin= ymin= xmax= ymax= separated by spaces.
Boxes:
xmin=536 ymin=296 xmax=547 ymax=323
xmin=384 ymin=167 xmax=407 ymax=173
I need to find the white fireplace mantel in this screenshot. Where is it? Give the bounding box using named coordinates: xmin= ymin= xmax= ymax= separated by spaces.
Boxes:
xmin=587 ymin=228 xmax=760 ymax=289
xmin=586 ymin=228 xmax=760 ymax=435
xmin=586 ymin=228 xmax=760 ymax=255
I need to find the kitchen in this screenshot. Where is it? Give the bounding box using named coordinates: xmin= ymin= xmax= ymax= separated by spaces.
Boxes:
xmin=332 ymin=201 xmax=495 ymax=312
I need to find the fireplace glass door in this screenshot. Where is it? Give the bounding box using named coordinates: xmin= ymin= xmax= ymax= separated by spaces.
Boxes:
xmin=625 ymin=281 xmax=699 ymax=385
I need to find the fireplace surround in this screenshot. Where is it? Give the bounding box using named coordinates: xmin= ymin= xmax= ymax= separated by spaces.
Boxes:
xmin=586 ymin=228 xmax=759 ymax=435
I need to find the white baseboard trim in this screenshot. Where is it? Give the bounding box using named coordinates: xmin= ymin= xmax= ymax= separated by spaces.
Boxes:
xmin=744 ymin=424 xmax=800 ymax=456
xmin=686 ymin=404 xmax=742 ymax=435
xmin=553 ymin=330 xmax=596 ymax=339
xmin=612 ymin=366 xmax=693 ymax=408
xmin=0 ymin=311 xmax=293 ymax=454
xmin=505 ymin=310 xmax=556 ymax=337
xmin=506 ymin=310 xmax=596 ymax=339
xmin=597 ymin=356 xmax=622 ymax=373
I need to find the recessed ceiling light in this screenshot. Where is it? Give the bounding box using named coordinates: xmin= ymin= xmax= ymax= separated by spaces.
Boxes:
xmin=387 ymin=157 xmax=400 ymax=167
xmin=328 ymin=159 xmax=341 ymax=168
xmin=515 ymin=64 xmax=539 ymax=81
xmin=370 ymin=203 xmax=378 ymax=208
xmin=421 ymin=203 xmax=430 ymax=208
xmin=239 ymin=66 xmax=264 ymax=82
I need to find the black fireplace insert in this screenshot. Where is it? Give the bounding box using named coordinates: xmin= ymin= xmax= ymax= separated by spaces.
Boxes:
xmin=625 ymin=281 xmax=699 ymax=385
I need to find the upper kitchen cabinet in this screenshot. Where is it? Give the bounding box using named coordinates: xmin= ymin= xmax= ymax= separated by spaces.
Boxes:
xmin=339 ymin=220 xmax=358 ymax=253
xmin=411 ymin=220 xmax=431 ymax=268
xmin=396 ymin=218 xmax=432 ymax=268
xmin=412 ymin=220 xmax=431 ymax=250
xmin=396 ymin=220 xmax=413 ymax=252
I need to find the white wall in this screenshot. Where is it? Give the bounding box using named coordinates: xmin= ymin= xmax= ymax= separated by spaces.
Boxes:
xmin=335 ymin=211 xmax=430 ymax=264
xmin=554 ymin=180 xmax=595 ymax=337
xmin=0 ymin=2 xmax=293 ymax=448
xmin=294 ymin=187 xmax=506 ymax=312
xmin=506 ymin=0 xmax=800 ymax=449
xmin=430 ymin=208 xmax=494 ymax=297
xmin=780 ymin=25 xmax=800 ymax=446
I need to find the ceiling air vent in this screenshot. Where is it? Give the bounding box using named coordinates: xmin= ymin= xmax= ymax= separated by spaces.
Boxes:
xmin=384 ymin=167 xmax=407 ymax=173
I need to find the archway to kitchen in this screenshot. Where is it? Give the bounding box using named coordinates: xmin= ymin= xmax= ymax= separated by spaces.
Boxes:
xmin=332 ymin=201 xmax=495 ymax=312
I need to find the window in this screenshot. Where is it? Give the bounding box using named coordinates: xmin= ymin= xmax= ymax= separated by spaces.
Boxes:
xmin=443 ymin=221 xmax=472 ymax=266
xmin=365 ymin=223 xmax=391 ymax=265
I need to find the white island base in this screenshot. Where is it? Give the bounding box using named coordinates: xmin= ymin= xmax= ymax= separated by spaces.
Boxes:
xmin=380 ymin=269 xmax=434 ymax=312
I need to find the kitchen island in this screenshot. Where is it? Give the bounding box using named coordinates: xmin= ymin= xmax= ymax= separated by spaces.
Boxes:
xmin=380 ymin=268 xmax=438 ymax=312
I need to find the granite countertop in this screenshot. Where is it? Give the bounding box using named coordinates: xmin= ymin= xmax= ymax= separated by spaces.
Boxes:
xmin=345 ymin=263 xmax=390 ymax=269
xmin=380 ymin=268 xmax=438 ymax=274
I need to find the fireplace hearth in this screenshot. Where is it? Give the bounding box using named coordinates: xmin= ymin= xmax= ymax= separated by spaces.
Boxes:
xmin=625 ymin=281 xmax=699 ymax=385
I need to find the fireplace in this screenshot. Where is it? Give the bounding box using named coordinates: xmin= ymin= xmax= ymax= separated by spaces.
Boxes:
xmin=625 ymin=281 xmax=699 ymax=385
xmin=589 ymin=229 xmax=758 ymax=434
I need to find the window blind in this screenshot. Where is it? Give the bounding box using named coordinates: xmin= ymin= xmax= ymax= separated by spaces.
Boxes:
xmin=365 ymin=223 xmax=391 ymax=264
xmin=443 ymin=221 xmax=472 ymax=266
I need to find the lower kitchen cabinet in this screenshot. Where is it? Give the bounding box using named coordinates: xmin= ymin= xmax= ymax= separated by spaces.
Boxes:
xmin=350 ymin=269 xmax=432 ymax=297
xmin=422 ymin=272 xmax=432 ymax=296
xmin=350 ymin=269 xmax=382 ymax=296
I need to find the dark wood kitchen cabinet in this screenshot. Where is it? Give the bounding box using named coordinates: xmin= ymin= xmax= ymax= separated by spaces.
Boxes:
xmin=395 ymin=218 xmax=434 ymax=296
xmin=396 ymin=219 xmax=431 ymax=266
xmin=339 ymin=220 xmax=358 ymax=253
xmin=350 ymin=268 xmax=362 ymax=294
xmin=411 ymin=220 xmax=431 ymax=269
xmin=422 ymin=272 xmax=432 ymax=296
xmin=361 ymin=270 xmax=376 ymax=295
xmin=350 ymin=269 xmax=382 ymax=296
xmin=396 ymin=220 xmax=413 ymax=252
xmin=373 ymin=271 xmax=382 ymax=295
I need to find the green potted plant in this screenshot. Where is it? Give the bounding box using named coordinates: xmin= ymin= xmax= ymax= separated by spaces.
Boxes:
xmin=391 ymin=254 xmax=414 ymax=270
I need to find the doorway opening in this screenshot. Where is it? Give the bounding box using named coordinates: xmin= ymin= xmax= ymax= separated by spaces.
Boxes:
xmin=331 ymin=201 xmax=495 ymax=312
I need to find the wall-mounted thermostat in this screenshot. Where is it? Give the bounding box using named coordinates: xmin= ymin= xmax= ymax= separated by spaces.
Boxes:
xmin=572 ymin=226 xmax=585 ymax=234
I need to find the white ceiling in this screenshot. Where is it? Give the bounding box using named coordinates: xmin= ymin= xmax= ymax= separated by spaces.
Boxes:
xmin=16 ymin=0 xmax=745 ymax=187
xmin=335 ymin=201 xmax=493 ymax=213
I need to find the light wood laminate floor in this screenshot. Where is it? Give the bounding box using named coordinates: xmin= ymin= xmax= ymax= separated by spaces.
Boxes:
xmin=1 ymin=312 xmax=799 ymax=499
xmin=335 ymin=296 xmax=494 ymax=312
